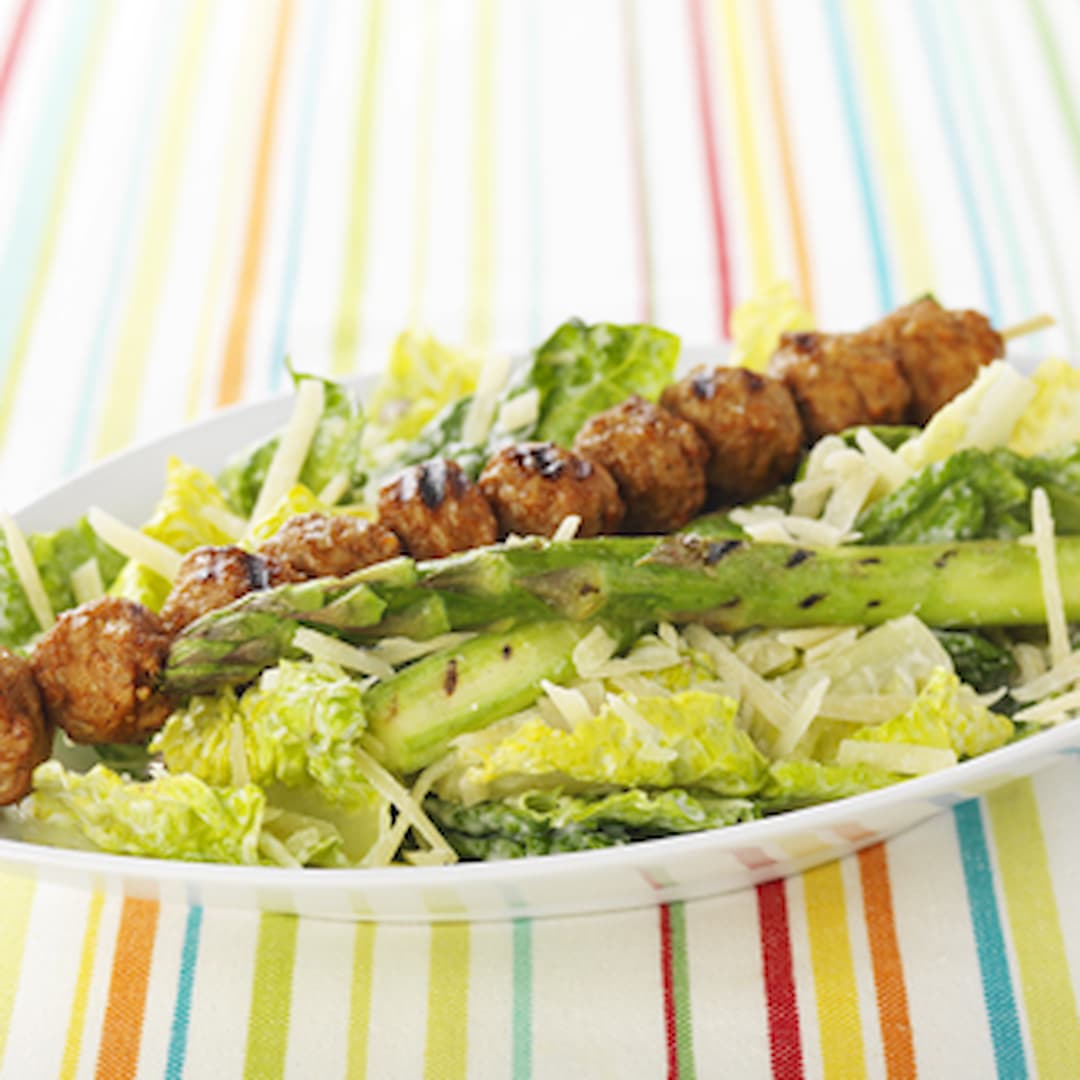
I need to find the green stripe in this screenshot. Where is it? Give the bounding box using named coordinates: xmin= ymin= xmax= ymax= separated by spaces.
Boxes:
xmin=243 ymin=913 xmax=299 ymax=1080
xmin=988 ymin=780 xmax=1080 ymax=1077
xmin=346 ymin=922 xmax=376 ymax=1078
xmin=669 ymin=902 xmax=697 ymax=1080
xmin=0 ymin=876 xmax=36 ymax=1068
xmin=511 ymin=918 xmax=532 ymax=1080
xmin=1027 ymin=0 xmax=1080 ymax=177
xmin=424 ymin=923 xmax=470 ymax=1080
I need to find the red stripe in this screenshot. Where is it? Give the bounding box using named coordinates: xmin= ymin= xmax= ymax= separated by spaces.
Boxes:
xmin=658 ymin=903 xmax=680 ymax=1079
xmin=0 ymin=0 xmax=37 ymax=124
xmin=757 ymin=881 xmax=805 ymax=1080
xmin=621 ymin=0 xmax=653 ymax=323
xmin=686 ymin=0 xmax=734 ymax=338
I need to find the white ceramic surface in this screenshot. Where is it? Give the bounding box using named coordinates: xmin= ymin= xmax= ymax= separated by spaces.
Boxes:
xmin=2 ymin=351 xmax=1076 ymax=923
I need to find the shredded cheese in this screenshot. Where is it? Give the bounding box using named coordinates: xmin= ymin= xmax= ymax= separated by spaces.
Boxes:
xmin=853 ymin=427 xmax=914 ymax=492
xmin=540 ymin=679 xmax=594 ymax=728
xmin=87 ymin=506 xmax=183 ymax=581
xmin=551 ymin=514 xmax=582 ymax=542
xmin=572 ymin=625 xmax=619 ymax=677
xmin=292 ymin=626 xmax=396 ymax=681
xmin=370 ymin=631 xmax=476 ymax=666
xmin=199 ymin=504 xmax=247 ymax=541
xmin=1013 ymin=687 xmax=1080 ymax=725
xmin=1012 ymin=647 xmax=1080 ymax=703
xmin=250 ymin=378 xmax=326 ymax=522
xmin=773 ymin=676 xmax=830 ymax=757
xmin=70 ymin=557 xmax=105 ymax=605
xmin=836 ymin=739 xmax=957 ymax=775
xmin=1030 ymin=488 xmax=1070 ymax=668
xmin=495 ymin=387 xmax=540 ymax=434
xmin=0 ymin=510 xmax=54 ymax=631
xmin=316 ymin=471 xmax=351 ymax=506
xmin=462 ymin=352 xmax=512 ymax=446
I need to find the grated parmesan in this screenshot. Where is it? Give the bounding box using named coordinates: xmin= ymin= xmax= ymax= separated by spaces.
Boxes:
xmin=370 ymin=631 xmax=476 ymax=667
xmin=572 ymin=625 xmax=619 ymax=677
xmin=1013 ymin=688 xmax=1080 ymax=725
xmin=1030 ymin=488 xmax=1070 ymax=668
xmin=0 ymin=510 xmax=54 ymax=631
xmin=836 ymin=739 xmax=957 ymax=775
xmin=551 ymin=514 xmax=582 ymax=542
xmin=199 ymin=504 xmax=247 ymax=541
xmin=495 ymin=387 xmax=540 ymax=435
xmin=250 ymin=378 xmax=326 ymax=523
xmin=292 ymin=626 xmax=396 ymax=681
xmin=462 ymin=352 xmax=512 ymax=446
xmin=540 ymin=679 xmax=594 ymax=728
xmin=773 ymin=676 xmax=830 ymax=757
xmin=70 ymin=557 xmax=105 ymax=605
xmin=1012 ymin=647 xmax=1080 ymax=703
xmin=87 ymin=506 xmax=183 ymax=581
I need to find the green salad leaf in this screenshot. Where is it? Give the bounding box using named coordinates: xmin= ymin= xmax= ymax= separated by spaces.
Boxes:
xmin=426 ymin=788 xmax=758 ymax=859
xmin=218 ymin=368 xmax=366 ymax=516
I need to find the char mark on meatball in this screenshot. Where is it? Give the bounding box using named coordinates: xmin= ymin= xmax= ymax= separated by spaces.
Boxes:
xmin=377 ymin=458 xmax=498 ymax=560
xmin=0 ymin=647 xmax=52 ymax=805
xmin=30 ymin=597 xmax=175 ymax=745
xmin=661 ymin=366 xmax=804 ymax=505
xmin=478 ymin=441 xmax=625 ymax=539
xmin=258 ymin=512 xmax=401 ymax=580
xmin=160 ymin=545 xmax=295 ymax=634
xmin=573 ymin=395 xmax=708 ymax=533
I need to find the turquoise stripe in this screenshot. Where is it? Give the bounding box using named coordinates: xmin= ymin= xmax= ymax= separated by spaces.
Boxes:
xmin=913 ymin=0 xmax=1001 ymax=325
xmin=972 ymin=5 xmax=1076 ymax=351
xmin=822 ymin=0 xmax=894 ymax=313
xmin=164 ymin=905 xmax=204 ymax=1080
xmin=63 ymin=6 xmax=180 ymax=475
xmin=0 ymin=2 xmax=99 ymax=385
xmin=511 ymin=917 xmax=533 ymax=1080
xmin=268 ymin=1 xmax=330 ymax=392
xmin=953 ymin=800 xmax=1028 ymax=1079
xmin=937 ymin=4 xmax=1033 ymax=325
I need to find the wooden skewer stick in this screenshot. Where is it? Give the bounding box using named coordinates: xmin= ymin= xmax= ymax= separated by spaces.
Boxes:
xmin=1002 ymin=313 xmax=1056 ymax=341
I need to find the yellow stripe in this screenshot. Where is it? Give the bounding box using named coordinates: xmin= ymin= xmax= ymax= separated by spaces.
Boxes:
xmin=803 ymin=861 xmax=868 ymax=1079
xmin=466 ymin=0 xmax=497 ymax=349
xmin=185 ymin=4 xmax=280 ymax=420
xmin=844 ymin=0 xmax=934 ymax=299
xmin=331 ymin=0 xmax=386 ymax=376
xmin=58 ymin=889 xmax=104 ymax=1080
xmin=0 ymin=1 xmax=114 ymax=445
xmin=988 ymin=779 xmax=1080 ymax=1076
xmin=0 ymin=875 xmax=36 ymax=1065
xmin=424 ymin=923 xmax=470 ymax=1080
xmin=345 ymin=922 xmax=376 ymax=1078
xmin=407 ymin=2 xmax=438 ymax=326
xmin=718 ymin=0 xmax=775 ymax=292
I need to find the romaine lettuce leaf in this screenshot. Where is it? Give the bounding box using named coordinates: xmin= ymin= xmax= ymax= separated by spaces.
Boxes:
xmin=0 ymin=517 xmax=126 ymax=649
xmin=729 ymin=281 xmax=814 ymax=373
xmin=526 ymin=319 xmax=680 ymax=447
xmin=848 ymin=667 xmax=1013 ymax=759
xmin=25 ymin=762 xmax=266 ymax=864
xmin=219 ymin=368 xmax=366 ymax=516
xmin=758 ymin=758 xmax=900 ymax=812
xmin=152 ymin=659 xmax=374 ymax=806
xmin=438 ymin=689 xmax=768 ymax=803
xmin=426 ymin=787 xmax=758 ymax=859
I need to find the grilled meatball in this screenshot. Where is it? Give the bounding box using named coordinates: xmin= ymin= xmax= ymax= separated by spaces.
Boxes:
xmin=160 ymin=545 xmax=296 ymax=634
xmin=478 ymin=442 xmax=625 ymax=538
xmin=30 ymin=597 xmax=174 ymax=744
xmin=862 ymin=297 xmax=1004 ymax=423
xmin=0 ymin=647 xmax=52 ymax=804
xmin=768 ymin=331 xmax=912 ymax=442
xmin=377 ymin=459 xmax=498 ymax=559
xmin=258 ymin=513 xmax=401 ymax=580
xmin=660 ymin=366 xmax=804 ymax=504
xmin=573 ymin=395 xmax=708 ymax=533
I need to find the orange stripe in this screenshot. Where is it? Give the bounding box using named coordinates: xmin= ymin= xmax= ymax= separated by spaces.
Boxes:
xmin=858 ymin=845 xmax=916 ymax=1079
xmin=216 ymin=0 xmax=294 ymax=406
xmin=94 ymin=897 xmax=160 ymax=1080
xmin=757 ymin=0 xmax=815 ymax=315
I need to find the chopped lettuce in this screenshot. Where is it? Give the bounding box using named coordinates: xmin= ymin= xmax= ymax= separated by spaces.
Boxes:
xmin=848 ymin=667 xmax=1013 ymax=759
xmin=438 ymin=689 xmax=768 ymax=804
xmin=729 ymin=281 xmax=814 ymax=373
xmin=218 ymin=368 xmax=366 ymax=516
xmin=0 ymin=517 xmax=126 ymax=649
xmin=525 ymin=319 xmax=680 ymax=447
xmin=1009 ymin=357 xmax=1080 ymax=456
xmin=758 ymin=758 xmax=900 ymax=812
xmin=109 ymin=458 xmax=240 ymax=611
xmin=426 ymin=788 xmax=758 ymax=859
xmin=364 ymin=330 xmax=482 ymax=448
xmin=152 ymin=660 xmax=375 ymax=807
xmin=25 ymin=762 xmax=266 ymax=865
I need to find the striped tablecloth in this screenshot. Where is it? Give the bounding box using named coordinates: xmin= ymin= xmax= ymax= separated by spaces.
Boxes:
xmin=1 ymin=2 xmax=1079 ymax=1076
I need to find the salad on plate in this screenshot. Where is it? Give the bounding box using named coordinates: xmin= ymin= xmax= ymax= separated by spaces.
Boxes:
xmin=1 ymin=288 xmax=1078 ymax=871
